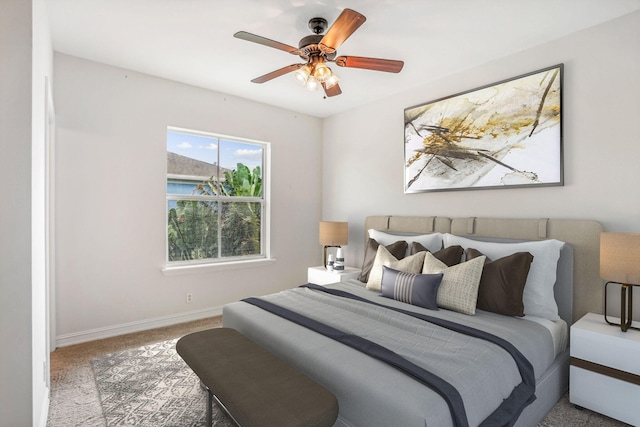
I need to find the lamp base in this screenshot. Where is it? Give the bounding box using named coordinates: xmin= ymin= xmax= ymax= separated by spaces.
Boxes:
xmin=323 ymin=245 xmax=341 ymax=268
xmin=604 ymin=281 xmax=639 ymax=332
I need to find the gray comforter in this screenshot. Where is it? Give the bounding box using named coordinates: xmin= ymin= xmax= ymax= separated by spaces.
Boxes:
xmin=223 ymin=280 xmax=556 ymax=427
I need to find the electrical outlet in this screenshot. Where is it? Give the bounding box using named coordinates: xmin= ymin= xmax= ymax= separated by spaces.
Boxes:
xmin=186 ymin=293 xmax=193 ymax=303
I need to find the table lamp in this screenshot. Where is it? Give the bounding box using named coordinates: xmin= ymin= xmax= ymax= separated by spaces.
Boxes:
xmin=600 ymin=232 xmax=640 ymax=332
xmin=319 ymin=221 xmax=348 ymax=267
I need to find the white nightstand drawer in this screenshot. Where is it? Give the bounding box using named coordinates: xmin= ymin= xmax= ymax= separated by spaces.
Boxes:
xmin=570 ymin=366 xmax=640 ymax=425
xmin=569 ymin=312 xmax=640 ymax=425
xmin=571 ymin=313 xmax=640 ymax=375
xmin=308 ymin=266 xmax=361 ymax=286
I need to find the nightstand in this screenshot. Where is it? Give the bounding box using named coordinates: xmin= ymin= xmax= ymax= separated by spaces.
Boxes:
xmin=307 ymin=266 xmax=361 ymax=286
xmin=570 ymin=312 xmax=640 ymax=425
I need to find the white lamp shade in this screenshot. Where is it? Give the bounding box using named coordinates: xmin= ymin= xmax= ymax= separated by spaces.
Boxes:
xmin=600 ymin=232 xmax=640 ymax=285
xmin=319 ymin=221 xmax=348 ymax=246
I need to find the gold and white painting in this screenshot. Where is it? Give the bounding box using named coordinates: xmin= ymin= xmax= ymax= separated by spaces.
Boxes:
xmin=404 ymin=64 xmax=563 ymax=193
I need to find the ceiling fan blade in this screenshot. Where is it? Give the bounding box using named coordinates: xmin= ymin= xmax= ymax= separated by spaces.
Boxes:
xmin=319 ymin=9 xmax=366 ymax=53
xmin=251 ymin=64 xmax=303 ymax=83
xmin=234 ymin=31 xmax=298 ymax=54
xmin=335 ymin=56 xmax=404 ymax=73
xmin=322 ymin=82 xmax=342 ymax=97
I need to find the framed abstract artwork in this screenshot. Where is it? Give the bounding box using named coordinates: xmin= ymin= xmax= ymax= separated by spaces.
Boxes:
xmin=404 ymin=64 xmax=563 ymax=193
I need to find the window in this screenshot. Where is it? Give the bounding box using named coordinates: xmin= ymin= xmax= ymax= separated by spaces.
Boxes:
xmin=166 ymin=127 xmax=267 ymax=266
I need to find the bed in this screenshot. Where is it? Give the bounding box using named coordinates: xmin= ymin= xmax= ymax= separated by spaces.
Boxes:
xmin=223 ymin=216 xmax=604 ymax=427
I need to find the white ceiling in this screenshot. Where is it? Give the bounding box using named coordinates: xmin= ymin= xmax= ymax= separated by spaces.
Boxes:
xmin=48 ymin=0 xmax=640 ymax=118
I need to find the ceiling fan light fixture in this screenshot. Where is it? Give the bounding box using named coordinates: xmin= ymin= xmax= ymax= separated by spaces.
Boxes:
xmin=324 ymin=73 xmax=340 ymax=89
xmin=313 ymin=61 xmax=332 ymax=82
xmin=237 ymin=9 xmax=401 ymax=97
xmin=305 ymin=75 xmax=319 ymax=91
xmin=294 ymin=64 xmax=312 ymax=85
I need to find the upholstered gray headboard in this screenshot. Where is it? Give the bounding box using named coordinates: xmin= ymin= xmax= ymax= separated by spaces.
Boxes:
xmin=364 ymin=216 xmax=603 ymax=324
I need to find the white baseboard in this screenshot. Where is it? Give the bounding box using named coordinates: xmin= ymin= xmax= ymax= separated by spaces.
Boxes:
xmin=55 ymin=306 xmax=224 ymax=348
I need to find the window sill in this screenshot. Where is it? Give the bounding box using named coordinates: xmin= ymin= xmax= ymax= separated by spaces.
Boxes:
xmin=162 ymin=258 xmax=276 ymax=276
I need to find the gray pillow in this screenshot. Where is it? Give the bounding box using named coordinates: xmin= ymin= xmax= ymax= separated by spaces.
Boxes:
xmin=380 ymin=265 xmax=443 ymax=310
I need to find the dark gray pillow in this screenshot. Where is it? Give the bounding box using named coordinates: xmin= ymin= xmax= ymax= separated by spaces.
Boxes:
xmin=380 ymin=265 xmax=443 ymax=310
xmin=466 ymin=248 xmax=534 ymax=317
xmin=358 ymin=238 xmax=408 ymax=282
xmin=410 ymin=242 xmax=464 ymax=267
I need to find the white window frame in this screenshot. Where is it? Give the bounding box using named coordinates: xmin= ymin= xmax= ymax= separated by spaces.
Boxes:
xmin=163 ymin=127 xmax=272 ymax=274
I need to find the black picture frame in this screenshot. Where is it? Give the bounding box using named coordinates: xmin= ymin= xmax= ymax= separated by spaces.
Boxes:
xmin=404 ymin=64 xmax=564 ymax=193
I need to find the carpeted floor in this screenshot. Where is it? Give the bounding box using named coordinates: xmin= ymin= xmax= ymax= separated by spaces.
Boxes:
xmin=47 ymin=316 xmax=631 ymax=427
xmin=90 ymin=337 xmax=233 ymax=427
xmin=47 ymin=317 xmax=223 ymax=426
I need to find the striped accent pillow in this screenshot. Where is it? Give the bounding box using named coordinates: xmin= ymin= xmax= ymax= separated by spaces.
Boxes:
xmin=380 ymin=266 xmax=443 ymax=310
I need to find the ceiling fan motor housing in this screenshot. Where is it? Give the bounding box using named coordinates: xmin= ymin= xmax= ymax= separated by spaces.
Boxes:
xmin=298 ymin=34 xmax=323 ymax=49
xmin=308 ymin=17 xmax=328 ymax=34
xmin=298 ymin=33 xmax=337 ymax=60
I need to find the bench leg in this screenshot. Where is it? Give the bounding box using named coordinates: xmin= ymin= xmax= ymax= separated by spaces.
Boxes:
xmin=207 ymin=389 xmax=213 ymax=427
xmin=201 ymin=380 xmax=240 ymax=427
xmin=199 ymin=380 xmax=213 ymax=426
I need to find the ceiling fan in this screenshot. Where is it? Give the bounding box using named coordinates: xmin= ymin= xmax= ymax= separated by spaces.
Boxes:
xmin=234 ymin=8 xmax=404 ymax=97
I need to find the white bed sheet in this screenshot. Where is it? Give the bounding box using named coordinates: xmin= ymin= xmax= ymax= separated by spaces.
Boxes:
xmin=520 ymin=315 xmax=568 ymax=357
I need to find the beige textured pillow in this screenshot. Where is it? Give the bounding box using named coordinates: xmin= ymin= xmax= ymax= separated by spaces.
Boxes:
xmin=423 ymin=252 xmax=486 ymax=315
xmin=366 ymin=245 xmax=426 ymax=292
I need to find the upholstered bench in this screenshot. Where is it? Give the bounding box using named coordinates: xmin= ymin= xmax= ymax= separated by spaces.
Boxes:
xmin=176 ymin=327 xmax=339 ymax=427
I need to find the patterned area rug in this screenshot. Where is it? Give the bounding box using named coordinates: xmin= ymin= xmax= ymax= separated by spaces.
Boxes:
xmin=90 ymin=338 xmax=627 ymax=427
xmin=91 ymin=338 xmax=234 ymax=426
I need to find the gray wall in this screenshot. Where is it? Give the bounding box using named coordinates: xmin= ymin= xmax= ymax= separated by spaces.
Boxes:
xmin=53 ymin=54 xmax=323 ymax=343
xmin=0 ymin=1 xmax=33 ymax=424
xmin=323 ymin=11 xmax=640 ymax=254
xmin=53 ymin=10 xmax=640 ymax=342
xmin=322 ymin=12 xmax=640 ymax=319
xmin=0 ymin=0 xmax=52 ymax=425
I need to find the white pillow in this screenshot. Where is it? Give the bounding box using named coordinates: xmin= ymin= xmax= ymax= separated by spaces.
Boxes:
xmin=368 ymin=229 xmax=443 ymax=256
xmin=366 ymin=245 xmax=426 ymax=292
xmin=423 ymin=252 xmax=486 ymax=315
xmin=443 ymin=233 xmax=565 ymax=320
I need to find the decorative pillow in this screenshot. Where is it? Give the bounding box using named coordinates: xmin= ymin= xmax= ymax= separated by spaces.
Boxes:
xmin=410 ymin=242 xmax=464 ymax=266
xmin=466 ymin=248 xmax=534 ymax=317
xmin=380 ymin=266 xmax=443 ymax=310
xmin=423 ymin=252 xmax=486 ymax=315
xmin=368 ymin=229 xmax=443 ymax=256
xmin=366 ymin=245 xmax=426 ymax=292
xmin=358 ymin=238 xmax=408 ymax=283
xmin=443 ymin=234 xmax=565 ymax=320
